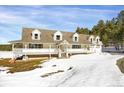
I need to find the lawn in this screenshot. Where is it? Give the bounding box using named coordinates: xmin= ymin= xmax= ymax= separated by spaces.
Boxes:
xmin=116 ymin=57 xmax=124 ymax=73
xmin=0 ymin=58 xmax=47 ymax=73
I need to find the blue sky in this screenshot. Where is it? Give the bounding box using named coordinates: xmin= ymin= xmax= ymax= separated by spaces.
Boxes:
xmin=0 ymin=5 xmax=124 ymax=44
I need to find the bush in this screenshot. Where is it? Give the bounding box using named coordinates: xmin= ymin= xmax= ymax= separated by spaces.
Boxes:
xmin=0 ymin=44 xmax=12 ymax=51
xmin=116 ymin=57 xmax=124 ymax=73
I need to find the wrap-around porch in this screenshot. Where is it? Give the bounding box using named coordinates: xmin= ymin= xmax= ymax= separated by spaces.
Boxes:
xmin=11 ymin=40 xmax=101 ymax=58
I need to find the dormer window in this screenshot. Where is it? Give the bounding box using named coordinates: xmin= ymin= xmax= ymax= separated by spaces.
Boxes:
xmin=56 ymin=35 xmax=60 ymax=40
xmin=32 ymin=29 xmax=41 ymax=40
xmin=54 ymin=31 xmax=62 ymax=41
xmin=74 ymin=37 xmax=78 ymax=42
xmin=34 ymin=34 xmax=38 ymax=39
xmin=95 ymin=36 xmax=100 ymax=43
xmin=89 ymin=35 xmax=95 ymax=44
xmin=73 ymin=33 xmax=79 ymax=42
xmin=90 ymin=38 xmax=93 ymax=43
xmin=96 ymin=39 xmax=99 ymax=43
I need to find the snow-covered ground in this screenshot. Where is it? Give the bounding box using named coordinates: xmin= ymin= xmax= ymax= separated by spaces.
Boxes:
xmin=0 ymin=53 xmax=124 ymax=87
xmin=0 ymin=51 xmax=13 ymax=58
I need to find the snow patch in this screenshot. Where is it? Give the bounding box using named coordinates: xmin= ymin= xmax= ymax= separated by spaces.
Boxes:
xmin=0 ymin=51 xmax=13 ymax=58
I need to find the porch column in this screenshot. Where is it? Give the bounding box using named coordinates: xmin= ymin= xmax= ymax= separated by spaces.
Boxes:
xmin=69 ymin=44 xmax=72 ymax=56
xmin=49 ymin=44 xmax=51 ymax=59
xmin=24 ymin=44 xmax=27 ymax=57
xmin=12 ymin=44 xmax=14 ymax=51
xmin=66 ymin=44 xmax=69 ymax=58
xmin=12 ymin=44 xmax=15 ymax=59
xmin=99 ymin=44 xmax=102 ymax=53
xmin=24 ymin=44 xmax=27 ymax=49
xmin=58 ymin=45 xmax=61 ymax=58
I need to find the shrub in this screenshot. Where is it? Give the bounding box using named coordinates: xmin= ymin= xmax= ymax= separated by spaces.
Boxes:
xmin=0 ymin=44 xmax=12 ymax=51
xmin=116 ymin=57 xmax=124 ymax=73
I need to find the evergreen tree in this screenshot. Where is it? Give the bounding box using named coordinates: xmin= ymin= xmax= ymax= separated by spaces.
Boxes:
xmin=76 ymin=27 xmax=89 ymax=34
xmin=76 ymin=27 xmax=80 ymax=33
xmin=75 ymin=10 xmax=124 ymax=49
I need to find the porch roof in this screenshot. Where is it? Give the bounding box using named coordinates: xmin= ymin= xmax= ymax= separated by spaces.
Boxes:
xmin=9 ymin=39 xmax=91 ymax=45
xmin=9 ymin=40 xmax=56 ymax=44
xmin=9 ymin=40 xmax=23 ymax=43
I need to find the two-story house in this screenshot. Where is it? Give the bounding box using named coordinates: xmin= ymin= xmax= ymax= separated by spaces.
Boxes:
xmin=9 ymin=28 xmax=102 ymax=58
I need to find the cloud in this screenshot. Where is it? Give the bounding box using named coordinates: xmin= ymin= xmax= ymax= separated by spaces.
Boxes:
xmin=0 ymin=6 xmax=119 ymax=28
xmin=0 ymin=5 xmax=122 ymax=43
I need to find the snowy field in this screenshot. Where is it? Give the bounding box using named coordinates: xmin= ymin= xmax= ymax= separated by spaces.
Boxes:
xmin=0 ymin=53 xmax=124 ymax=87
xmin=0 ymin=51 xmax=13 ymax=58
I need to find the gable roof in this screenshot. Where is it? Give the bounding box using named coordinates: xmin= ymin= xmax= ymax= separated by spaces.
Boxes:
xmin=9 ymin=27 xmax=90 ymax=44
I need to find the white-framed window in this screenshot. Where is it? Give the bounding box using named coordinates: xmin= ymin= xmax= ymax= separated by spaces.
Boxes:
xmin=34 ymin=34 xmax=38 ymax=39
xmin=90 ymin=38 xmax=93 ymax=43
xmin=54 ymin=31 xmax=62 ymax=41
xmin=96 ymin=38 xmax=99 ymax=43
xmin=95 ymin=36 xmax=100 ymax=43
xmin=29 ymin=43 xmax=43 ymax=48
xmin=74 ymin=36 xmax=78 ymax=42
xmin=72 ymin=45 xmax=81 ymax=49
xmin=56 ymin=35 xmax=60 ymax=40
xmin=32 ymin=29 xmax=41 ymax=40
xmin=73 ymin=33 xmax=79 ymax=42
xmin=89 ymin=35 xmax=94 ymax=43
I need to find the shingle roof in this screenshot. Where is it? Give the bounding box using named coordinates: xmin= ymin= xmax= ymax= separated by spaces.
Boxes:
xmin=9 ymin=27 xmax=90 ymax=44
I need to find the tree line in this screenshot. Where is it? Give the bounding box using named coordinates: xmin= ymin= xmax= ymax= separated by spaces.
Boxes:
xmin=76 ymin=10 xmax=124 ymax=50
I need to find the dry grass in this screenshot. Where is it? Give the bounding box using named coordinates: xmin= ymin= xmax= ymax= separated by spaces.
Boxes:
xmin=41 ymin=70 xmax=64 ymax=78
xmin=116 ymin=57 xmax=124 ymax=73
xmin=0 ymin=58 xmax=47 ymax=73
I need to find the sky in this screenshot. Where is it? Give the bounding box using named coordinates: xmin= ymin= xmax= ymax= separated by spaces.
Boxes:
xmin=0 ymin=5 xmax=124 ymax=44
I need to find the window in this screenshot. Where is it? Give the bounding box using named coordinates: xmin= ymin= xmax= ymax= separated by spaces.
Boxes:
xmin=54 ymin=31 xmax=62 ymax=41
xmin=29 ymin=44 xmax=43 ymax=48
xmin=73 ymin=33 xmax=79 ymax=42
xmin=32 ymin=29 xmax=41 ymax=40
xmin=90 ymin=38 xmax=93 ymax=43
xmin=72 ymin=45 xmax=81 ymax=49
xmin=97 ymin=39 xmax=99 ymax=43
xmin=56 ymin=35 xmax=60 ymax=40
xmin=34 ymin=34 xmax=38 ymax=39
xmin=74 ymin=37 xmax=78 ymax=42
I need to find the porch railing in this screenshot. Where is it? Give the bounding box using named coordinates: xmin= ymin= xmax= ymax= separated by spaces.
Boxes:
xmin=13 ymin=48 xmax=58 ymax=55
xmin=12 ymin=45 xmax=102 ymax=56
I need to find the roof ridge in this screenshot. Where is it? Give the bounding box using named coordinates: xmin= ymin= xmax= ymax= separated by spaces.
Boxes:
xmin=22 ymin=27 xmax=90 ymax=36
xmin=22 ymin=27 xmax=76 ymax=33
